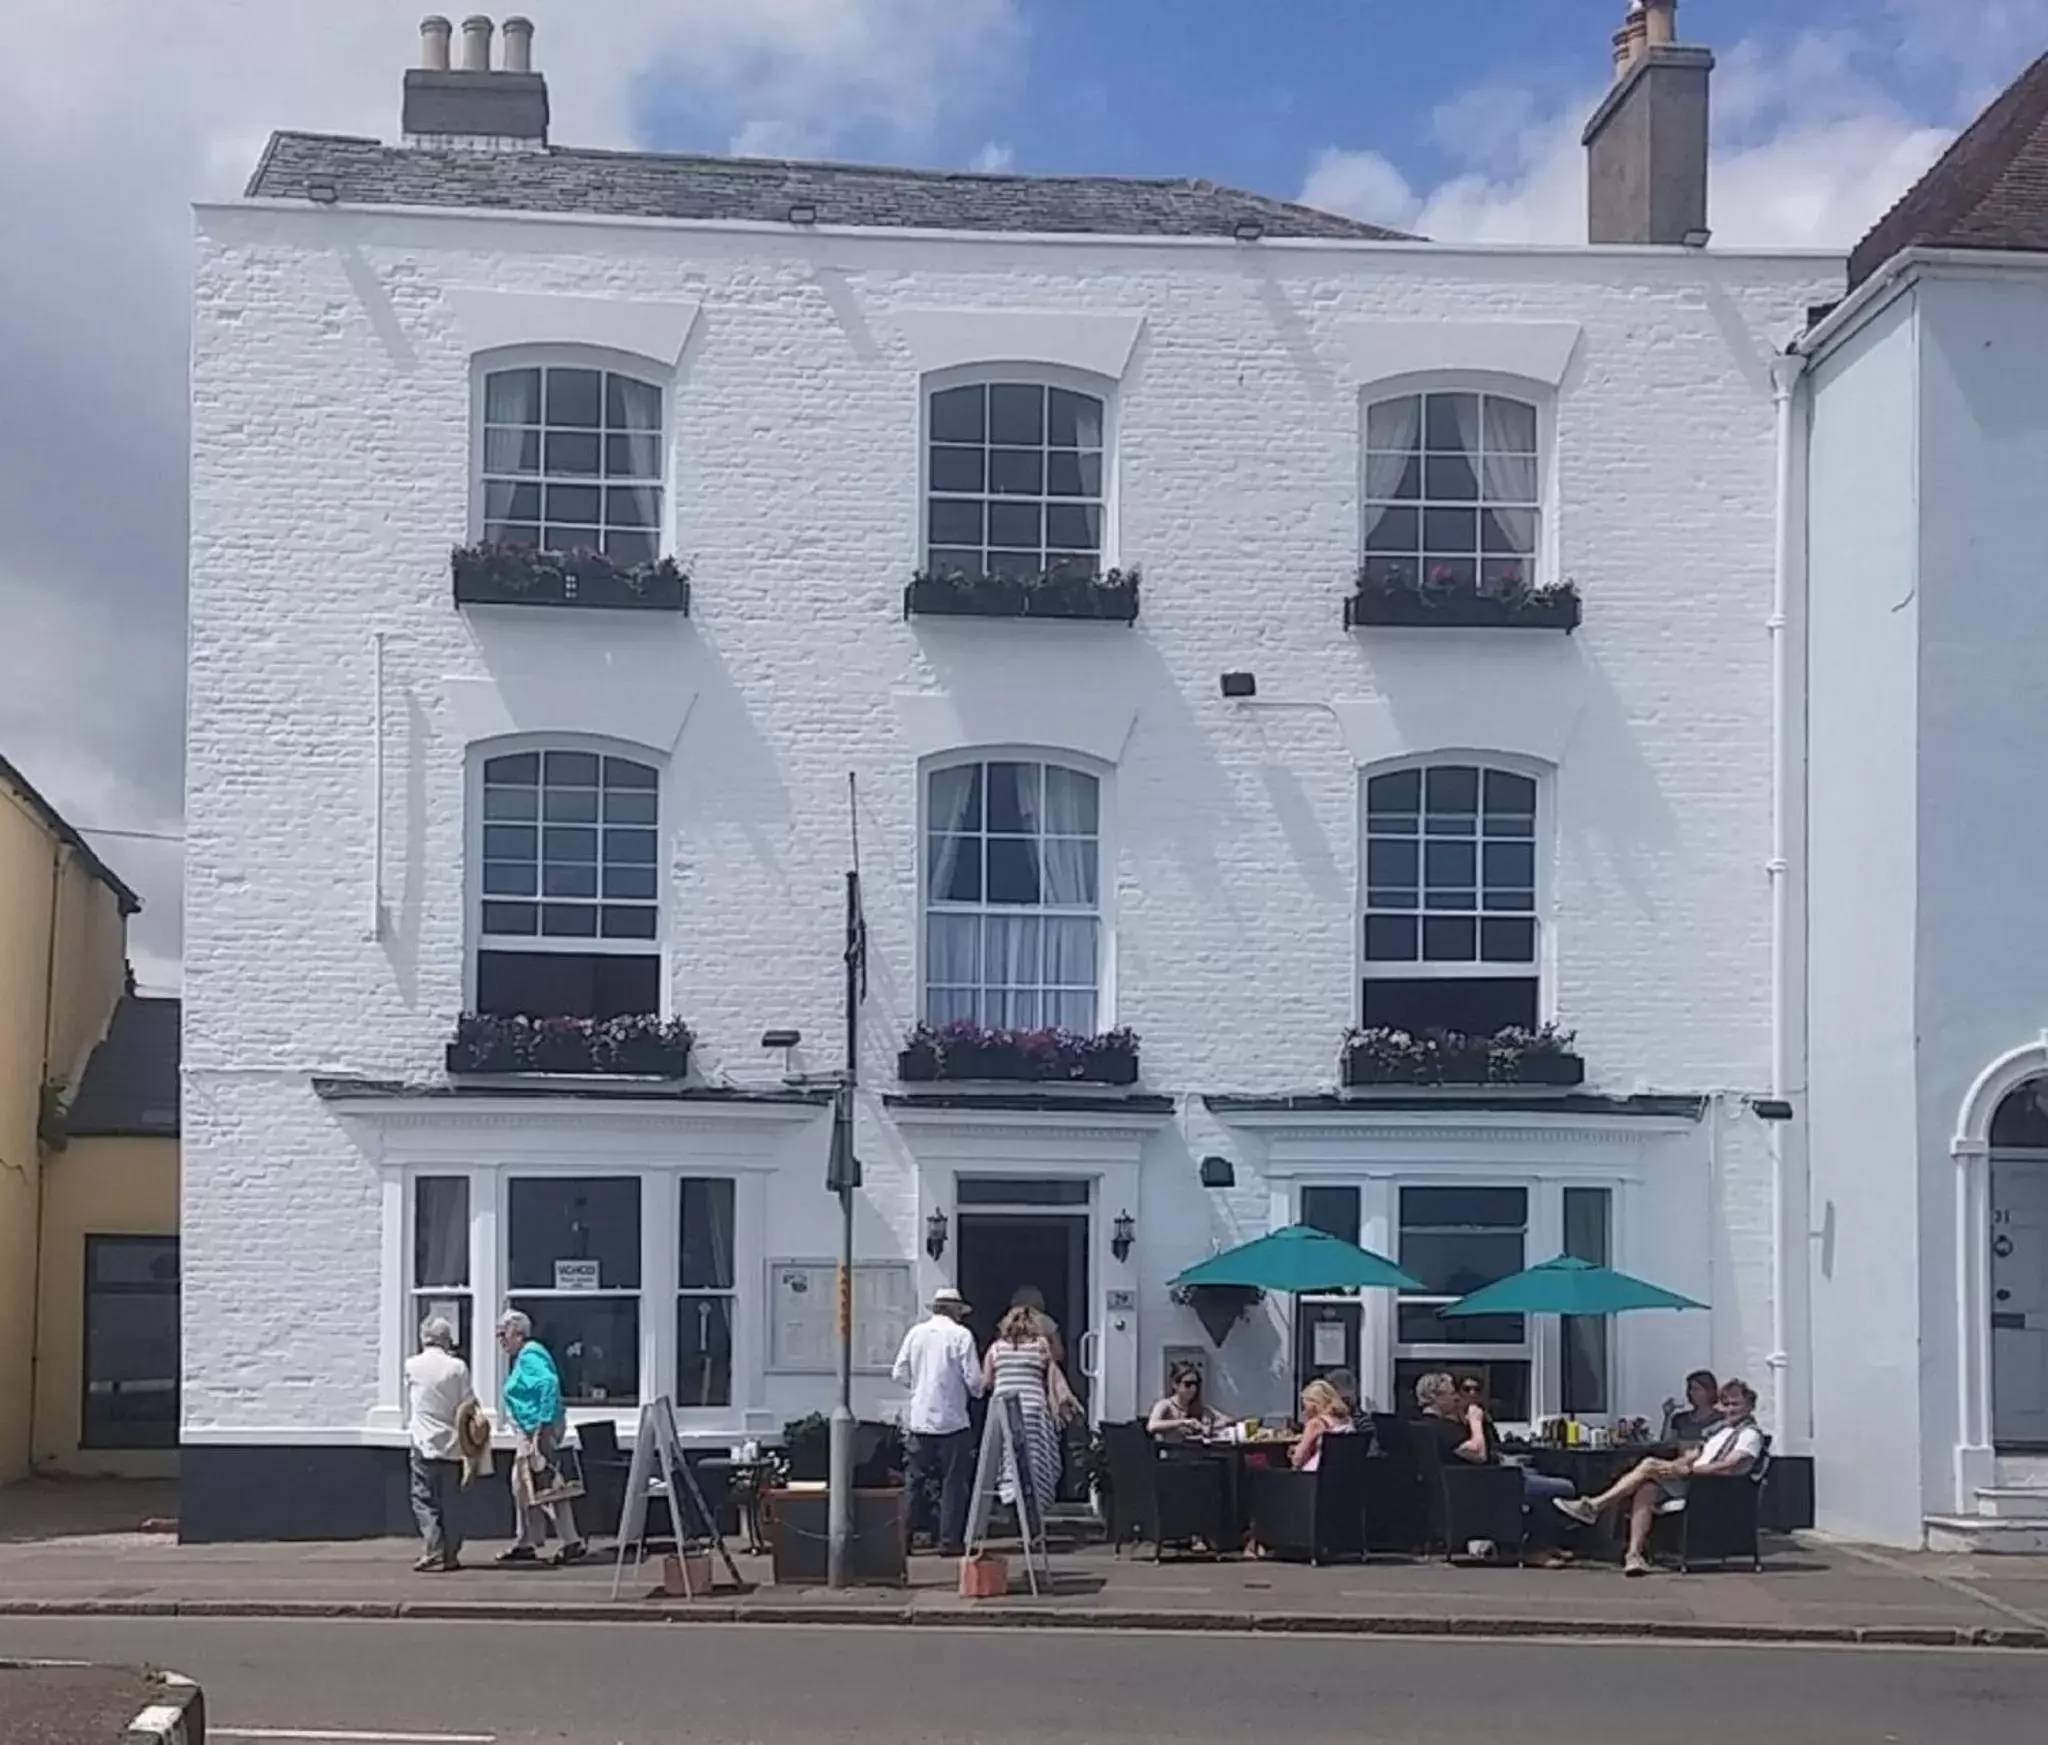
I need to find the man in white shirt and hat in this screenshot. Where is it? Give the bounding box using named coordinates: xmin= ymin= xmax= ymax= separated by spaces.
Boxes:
xmin=892 ymin=1286 xmax=985 ymax=1556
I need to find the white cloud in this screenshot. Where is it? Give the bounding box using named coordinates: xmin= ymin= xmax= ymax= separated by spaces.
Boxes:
xmin=1299 ymin=9 xmax=2034 ymax=247
xmin=971 ymin=142 xmax=1017 ymax=173
xmin=0 ymin=0 xmax=1019 ymax=982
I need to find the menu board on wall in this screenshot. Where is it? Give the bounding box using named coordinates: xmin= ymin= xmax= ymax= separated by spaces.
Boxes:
xmin=769 ymin=1260 xmax=917 ymax=1373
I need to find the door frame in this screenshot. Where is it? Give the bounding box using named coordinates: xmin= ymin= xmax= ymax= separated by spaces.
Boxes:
xmin=952 ymin=1199 xmax=1094 ymax=1387
xmin=1988 ymin=1148 xmax=2048 ymax=1452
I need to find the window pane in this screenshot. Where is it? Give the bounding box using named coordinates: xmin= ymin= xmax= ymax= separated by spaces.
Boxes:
xmin=930 ymin=446 xmax=985 ymax=493
xmin=1484 ymin=770 xmax=1537 ymax=816
xmin=605 ymin=434 xmax=662 ymax=480
xmin=486 ymin=752 xmax=540 ymax=784
xmin=1363 ymin=977 xmax=1538 ymax=1036
xmin=680 ymin=1179 xmax=735 ymax=1290
xmin=542 ymin=863 xmax=597 ymax=898
xmin=1368 ymin=838 xmax=1418 ymax=890
xmin=414 ymin=1177 xmax=470 ymax=1288
xmin=1564 ymin=1188 xmax=1610 ymax=1265
xmin=606 ymin=374 xmax=662 ymax=431
xmin=1398 ymin=1231 xmax=1525 ymax=1298
xmin=483 ymin=824 xmax=537 ymax=860
xmin=986 ymin=837 xmax=1041 ymax=905
xmin=956 ymin=1177 xmax=1092 ymax=1206
xmin=930 ymin=385 xmax=985 ymax=443
xmin=1479 ymin=918 xmax=1537 ymax=962
xmin=485 ymin=369 xmax=542 ymax=424
xmin=1397 ymin=1305 xmax=1527 ymax=1345
xmin=1483 ymin=509 xmax=1537 ymax=555
xmin=988 ymin=448 xmax=1045 ymax=495
xmin=677 ymin=1297 xmax=734 ymax=1408
xmin=1047 ymin=388 xmax=1103 ymax=447
xmin=927 ymin=913 xmax=982 ymax=985
xmin=1425 ymin=393 xmax=1479 ymax=452
xmin=1421 ymin=916 xmax=1476 ymax=961
xmin=983 ymin=915 xmax=1041 ymax=997
xmin=929 ymin=499 xmax=984 ymax=547
xmin=1425 ymin=766 xmax=1479 ymax=812
xmin=481 ymin=900 xmax=539 ymax=936
xmin=83 ymin=1246 xmax=180 ymax=1451
xmin=1422 ymin=507 xmax=1478 ymax=552
xmin=1046 ymin=504 xmax=1101 ymax=552
xmin=1364 ymin=506 xmax=1420 ymax=553
xmin=988 ymin=383 xmax=1045 ymax=444
xmin=485 ymin=522 xmax=541 ymax=549
xmin=1402 ymin=1186 xmax=1528 ymax=1228
xmin=1424 ymin=840 xmax=1476 ymax=891
xmin=1425 ymin=451 xmax=1478 ymax=501
xmin=508 ymin=1177 xmax=641 ymax=1290
xmin=927 ymin=548 xmax=981 ymax=578
xmin=1045 ymin=915 xmax=1097 ymax=988
xmin=545 ymin=483 xmax=602 ymax=525
xmin=928 ymin=834 xmax=982 ymax=902
xmin=484 ymin=862 xmax=538 ymax=897
xmin=987 ymin=501 xmax=1042 ymax=549
xmin=544 ymin=431 xmax=601 ymax=477
xmin=604 ymin=827 xmax=658 ymax=866
xmin=1366 ymin=396 xmax=1422 ymax=452
xmin=484 ymin=785 xmax=538 ymax=821
xmin=1563 ymin=1187 xmax=1614 ymax=1416
xmin=604 ymin=758 xmax=658 ymax=790
xmin=1368 ymin=768 xmax=1422 ymax=816
xmin=543 ymin=786 xmax=598 ymax=823
xmin=1485 ymin=397 xmax=1539 ymax=455
xmin=602 ymin=864 xmax=657 ymax=900
xmin=475 ymin=949 xmax=659 ymax=1022
xmin=484 ymin=428 xmax=541 ymax=474
xmin=1482 ymin=840 xmax=1534 ymax=890
xmin=511 ymin=1296 xmax=639 ymax=1406
xmin=1483 ymin=454 xmax=1539 ymax=503
xmin=1301 ymin=1185 xmax=1361 ymax=1244
xmin=541 ymin=904 xmax=599 ymax=937
xmin=545 ymin=367 xmax=602 ymax=428
xmin=544 ymin=826 xmax=598 ymax=864
xmin=485 ymin=481 xmax=540 ymax=521
xmin=606 ymin=486 xmax=660 ymax=529
xmin=1364 ymin=914 xmax=1418 ymax=961
xmin=600 ymin=906 xmax=658 ymax=940
xmin=88 ymin=1236 xmax=178 ymax=1288
xmin=1044 ymin=765 xmax=1099 ymax=833
xmin=1046 ymin=451 xmax=1103 ymax=497
xmin=985 ymin=762 xmax=1037 ymax=834
xmin=545 ymin=751 xmax=600 ymax=786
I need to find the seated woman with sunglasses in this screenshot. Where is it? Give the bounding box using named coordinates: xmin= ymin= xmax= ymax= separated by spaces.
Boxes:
xmin=1148 ymin=1362 xmax=1234 ymax=1440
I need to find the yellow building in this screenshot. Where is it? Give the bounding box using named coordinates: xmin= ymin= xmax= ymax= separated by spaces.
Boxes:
xmin=0 ymin=753 xmax=178 ymax=1482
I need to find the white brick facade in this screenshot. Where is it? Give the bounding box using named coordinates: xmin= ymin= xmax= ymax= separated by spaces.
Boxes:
xmin=185 ymin=197 xmax=1834 ymax=1517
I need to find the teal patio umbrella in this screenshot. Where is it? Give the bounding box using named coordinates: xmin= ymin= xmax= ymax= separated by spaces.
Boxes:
xmin=1172 ymin=1224 xmax=1423 ymax=1295
xmin=1438 ymin=1255 xmax=1705 ymax=1318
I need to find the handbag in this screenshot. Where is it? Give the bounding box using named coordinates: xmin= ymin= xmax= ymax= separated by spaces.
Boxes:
xmin=530 ymin=1431 xmax=587 ymax=1506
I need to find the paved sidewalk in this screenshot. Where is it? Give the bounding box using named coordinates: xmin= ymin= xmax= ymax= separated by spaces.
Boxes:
xmin=5 ymin=1520 xmax=2048 ymax=1647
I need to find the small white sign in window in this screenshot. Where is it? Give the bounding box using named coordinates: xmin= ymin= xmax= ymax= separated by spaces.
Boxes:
xmin=553 ymin=1259 xmax=601 ymax=1292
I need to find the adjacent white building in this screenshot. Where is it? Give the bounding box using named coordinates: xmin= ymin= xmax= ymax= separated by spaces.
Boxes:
xmin=185 ymin=6 xmax=1847 ymax=1539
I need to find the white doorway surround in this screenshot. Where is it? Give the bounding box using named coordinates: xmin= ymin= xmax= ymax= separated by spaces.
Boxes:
xmin=886 ymin=1100 xmax=1163 ymax=1425
xmin=1937 ymin=1039 xmax=2048 ymax=1550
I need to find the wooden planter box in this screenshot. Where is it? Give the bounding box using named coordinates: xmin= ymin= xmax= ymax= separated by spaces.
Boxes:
xmin=1341 ymin=1043 xmax=1586 ymax=1089
xmin=445 ymin=1020 xmax=693 ymax=1079
xmin=452 ymin=545 xmax=691 ymax=612
xmin=904 ymin=571 xmax=1139 ymax=623
xmin=897 ymin=1039 xmax=1140 ymax=1086
xmin=1344 ymin=588 xmax=1580 ymax=632
xmin=762 ymin=1487 xmax=908 ymax=1586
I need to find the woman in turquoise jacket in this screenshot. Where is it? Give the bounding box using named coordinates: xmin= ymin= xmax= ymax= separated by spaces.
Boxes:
xmin=495 ymin=1309 xmax=586 ymax=1565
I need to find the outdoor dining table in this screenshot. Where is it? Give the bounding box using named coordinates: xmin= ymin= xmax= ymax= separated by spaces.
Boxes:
xmin=1160 ymin=1435 xmax=1298 ymax=1551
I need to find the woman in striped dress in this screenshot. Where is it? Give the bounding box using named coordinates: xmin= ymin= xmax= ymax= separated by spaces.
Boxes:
xmin=982 ymin=1305 xmax=1061 ymax=1522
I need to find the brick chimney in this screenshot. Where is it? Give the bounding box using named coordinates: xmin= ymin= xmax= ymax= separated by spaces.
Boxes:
xmin=1582 ymin=0 xmax=1713 ymax=245
xmin=401 ymin=13 xmax=549 ymax=151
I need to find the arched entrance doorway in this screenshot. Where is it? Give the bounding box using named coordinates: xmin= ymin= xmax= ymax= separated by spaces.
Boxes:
xmin=1989 ymin=1081 xmax=2048 ymax=1449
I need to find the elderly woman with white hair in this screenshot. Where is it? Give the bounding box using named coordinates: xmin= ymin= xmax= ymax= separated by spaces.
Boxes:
xmin=404 ymin=1315 xmax=476 ymax=1572
xmin=496 ymin=1309 xmax=586 ymax=1566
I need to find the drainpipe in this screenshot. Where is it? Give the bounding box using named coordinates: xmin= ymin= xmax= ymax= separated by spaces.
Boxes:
xmin=25 ymin=841 xmax=69 ymax=1470
xmin=1767 ymin=349 xmax=1809 ymax=1447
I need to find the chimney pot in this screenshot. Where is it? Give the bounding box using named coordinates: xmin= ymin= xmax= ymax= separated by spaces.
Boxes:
xmin=460 ymin=14 xmax=494 ymax=72
xmin=1611 ymin=26 xmax=1633 ymax=81
xmin=1643 ymin=0 xmax=1677 ymax=48
xmin=1623 ymin=6 xmax=1650 ymax=62
xmin=419 ymin=15 xmax=452 ymax=71
xmin=501 ymin=16 xmax=533 ymax=73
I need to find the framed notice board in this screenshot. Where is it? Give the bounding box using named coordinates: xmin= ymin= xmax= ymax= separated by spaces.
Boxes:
xmin=767 ymin=1260 xmax=916 ymax=1374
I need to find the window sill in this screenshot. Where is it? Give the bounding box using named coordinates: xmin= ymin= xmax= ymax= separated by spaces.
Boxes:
xmin=1344 ymin=589 xmax=1580 ymax=633
xmin=451 ymin=544 xmax=692 ymax=613
xmin=904 ymin=570 xmax=1139 ymax=624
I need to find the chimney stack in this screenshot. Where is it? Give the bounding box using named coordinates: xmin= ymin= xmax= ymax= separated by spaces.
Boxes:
xmin=419 ymin=15 xmax=452 ymax=71
xmin=1582 ymin=0 xmax=1714 ymax=245
xmin=501 ymin=16 xmax=533 ymax=73
xmin=459 ymin=14 xmax=494 ymax=72
xmin=402 ymin=15 xmax=549 ymax=150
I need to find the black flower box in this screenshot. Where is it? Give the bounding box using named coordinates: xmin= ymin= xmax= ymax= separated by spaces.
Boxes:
xmin=903 ymin=567 xmax=1140 ymax=624
xmin=1341 ymin=1025 xmax=1586 ymax=1089
xmin=1344 ymin=577 xmax=1580 ymax=633
xmin=446 ymin=1013 xmax=695 ymax=1078
xmin=451 ymin=543 xmax=691 ymax=612
xmin=897 ymin=1023 xmax=1141 ymax=1086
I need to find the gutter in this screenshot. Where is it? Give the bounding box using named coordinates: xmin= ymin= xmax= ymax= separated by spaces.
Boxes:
xmin=1796 ymin=245 xmax=2048 ymax=361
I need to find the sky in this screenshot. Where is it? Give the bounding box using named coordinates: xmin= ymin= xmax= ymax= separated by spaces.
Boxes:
xmin=3 ymin=0 xmax=2044 ymax=991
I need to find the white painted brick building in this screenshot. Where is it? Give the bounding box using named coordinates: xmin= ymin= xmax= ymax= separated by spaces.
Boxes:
xmin=183 ymin=11 xmax=1839 ymax=1539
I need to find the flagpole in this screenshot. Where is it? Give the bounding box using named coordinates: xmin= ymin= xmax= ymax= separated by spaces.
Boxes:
xmin=827 ymin=777 xmax=864 ymax=1589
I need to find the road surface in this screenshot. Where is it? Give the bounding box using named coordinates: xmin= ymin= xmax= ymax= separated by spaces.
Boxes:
xmin=0 ymin=1616 xmax=2042 ymax=1743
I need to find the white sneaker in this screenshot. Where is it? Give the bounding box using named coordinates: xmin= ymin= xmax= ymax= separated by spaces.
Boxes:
xmin=1624 ymin=1553 xmax=1652 ymax=1577
xmin=1553 ymin=1496 xmax=1597 ymax=1525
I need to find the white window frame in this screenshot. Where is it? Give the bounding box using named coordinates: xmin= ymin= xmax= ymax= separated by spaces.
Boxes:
xmin=1357 ymin=751 xmax=1554 ymax=1005
xmin=1391 ymin=1183 xmax=1536 ymax=1414
xmin=464 ymin=732 xmax=669 ymax=1011
xmin=918 ymin=748 xmax=1114 ymax=1035
xmin=920 ymin=364 xmax=1119 ymax=578
xmin=1357 ymin=371 xmax=1555 ymax=593
xmin=502 ymin=1171 xmax=648 ymax=1409
xmin=469 ymin=345 xmax=672 ymax=561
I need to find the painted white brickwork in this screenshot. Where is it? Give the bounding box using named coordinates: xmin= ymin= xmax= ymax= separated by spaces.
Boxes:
xmin=186 ymin=202 xmax=1833 ymax=1447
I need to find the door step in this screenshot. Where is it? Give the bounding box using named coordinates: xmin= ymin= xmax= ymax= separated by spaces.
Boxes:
xmin=1975 ymin=1486 xmax=2048 ymax=1520
xmin=1926 ymin=1514 xmax=2048 ymax=1554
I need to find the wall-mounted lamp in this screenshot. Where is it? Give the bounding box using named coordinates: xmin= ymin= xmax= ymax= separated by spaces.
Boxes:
xmin=1220 ymin=671 xmax=1257 ymax=699
xmin=1681 ymin=227 xmax=1712 ymax=249
xmin=925 ymin=1208 xmax=949 ymax=1261
xmin=1199 ymin=1155 xmax=1236 ymax=1189
xmin=1233 ymin=218 xmax=1265 ymax=242
xmin=1111 ymin=1210 xmax=1136 ymax=1263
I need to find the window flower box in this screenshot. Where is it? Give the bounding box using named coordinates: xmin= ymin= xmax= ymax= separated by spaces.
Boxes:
xmin=446 ymin=1013 xmax=695 ymax=1078
xmin=1345 ymin=563 xmax=1579 ymax=632
xmin=897 ymin=1022 xmax=1140 ymax=1086
xmin=904 ymin=566 xmax=1140 ymax=624
xmin=451 ymin=543 xmax=691 ymax=612
xmin=1341 ymin=1024 xmax=1585 ymax=1088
